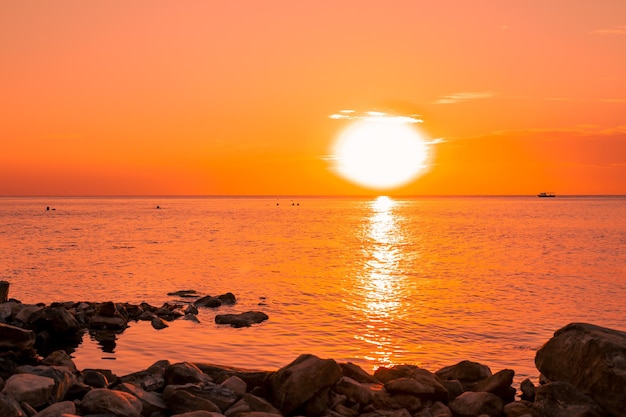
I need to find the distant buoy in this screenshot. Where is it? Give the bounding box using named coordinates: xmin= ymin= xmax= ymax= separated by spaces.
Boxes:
xmin=46 ymin=206 xmax=50 ymax=211
xmin=156 ymin=206 xmax=160 ymax=209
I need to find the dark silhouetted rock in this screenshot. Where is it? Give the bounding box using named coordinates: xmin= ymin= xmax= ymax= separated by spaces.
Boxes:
xmin=195 ymin=296 xmax=222 ymax=308
xmin=224 ymin=392 xmax=282 ymax=416
xmin=535 ymin=322 xmax=626 ymax=417
xmin=340 ymin=362 xmax=379 ymax=384
xmin=268 ymin=354 xmax=343 ymax=415
xmin=215 ymin=311 xmax=268 ymax=328
xmin=151 ymin=316 xmax=169 ymax=329
xmin=435 ymin=360 xmax=492 ymax=390
xmin=81 ymin=387 xmax=143 ymax=417
xmin=0 ymin=323 xmax=35 ymax=350
xmin=1 ymin=373 xmax=55 ymax=408
xmin=0 ymin=281 xmax=9 ymax=303
xmin=116 ymin=381 xmax=168 ymax=416
xmin=472 ymin=368 xmax=515 ymax=402
xmin=163 ymin=385 xmax=222 ymax=414
xmin=519 ymin=378 xmax=535 ymax=402
xmin=532 ymin=381 xmax=609 ymax=417
xmin=31 ymin=400 xmax=76 ymax=417
xmin=448 ymin=391 xmax=503 ymax=417
xmin=165 ymin=362 xmax=211 ymax=386
xmin=218 ymin=292 xmax=237 ymax=305
xmin=118 ymin=359 xmax=169 ymax=392
xmin=29 ymin=306 xmax=80 ymax=336
xmin=0 ymin=392 xmax=24 ymax=417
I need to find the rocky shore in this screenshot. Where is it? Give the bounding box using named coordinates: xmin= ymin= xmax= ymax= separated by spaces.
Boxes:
xmin=1 ymin=282 xmax=625 ymax=416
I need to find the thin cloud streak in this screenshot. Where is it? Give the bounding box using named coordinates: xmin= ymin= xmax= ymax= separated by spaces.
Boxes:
xmin=434 ymin=91 xmax=495 ymax=104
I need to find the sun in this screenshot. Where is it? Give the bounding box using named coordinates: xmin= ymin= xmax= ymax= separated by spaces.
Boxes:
xmin=331 ymin=116 xmax=430 ymax=190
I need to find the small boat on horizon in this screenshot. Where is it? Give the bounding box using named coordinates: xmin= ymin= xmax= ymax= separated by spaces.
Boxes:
xmin=537 ymin=192 xmax=556 ymax=198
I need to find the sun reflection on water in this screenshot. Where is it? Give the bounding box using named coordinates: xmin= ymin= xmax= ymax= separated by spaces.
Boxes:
xmin=352 ymin=196 xmax=410 ymax=369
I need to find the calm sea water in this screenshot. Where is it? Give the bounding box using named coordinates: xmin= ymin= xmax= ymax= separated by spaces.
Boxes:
xmin=1 ymin=196 xmax=625 ymax=387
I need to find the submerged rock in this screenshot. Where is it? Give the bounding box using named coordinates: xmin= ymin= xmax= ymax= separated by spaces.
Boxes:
xmin=215 ymin=311 xmax=269 ymax=328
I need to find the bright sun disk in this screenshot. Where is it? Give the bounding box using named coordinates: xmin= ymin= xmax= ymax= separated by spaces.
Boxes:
xmin=332 ymin=117 xmax=430 ymax=190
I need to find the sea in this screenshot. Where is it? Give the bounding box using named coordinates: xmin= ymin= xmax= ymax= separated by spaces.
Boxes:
xmin=1 ymin=195 xmax=625 ymax=388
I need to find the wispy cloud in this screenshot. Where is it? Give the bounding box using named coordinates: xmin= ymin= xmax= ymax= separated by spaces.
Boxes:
xmin=434 ymin=91 xmax=494 ymax=104
xmin=591 ymin=25 xmax=626 ymax=35
xmin=328 ymin=109 xmax=423 ymax=124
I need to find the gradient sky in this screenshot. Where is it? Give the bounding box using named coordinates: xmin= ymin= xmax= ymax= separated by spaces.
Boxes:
xmin=2 ymin=1 xmax=625 ymax=196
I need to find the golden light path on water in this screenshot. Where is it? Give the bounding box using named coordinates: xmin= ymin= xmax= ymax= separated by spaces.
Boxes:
xmin=352 ymin=196 xmax=411 ymax=369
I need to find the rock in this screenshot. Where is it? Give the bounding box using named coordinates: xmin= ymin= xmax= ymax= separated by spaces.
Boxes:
xmin=16 ymin=364 xmax=76 ymax=403
xmin=116 ymin=382 xmax=168 ymax=415
xmin=0 ymin=323 xmax=36 ymax=350
xmin=374 ymin=365 xmax=447 ymax=401
xmin=334 ymin=376 xmax=375 ymax=406
xmin=268 ymin=353 xmax=343 ymax=415
xmin=194 ymin=363 xmax=270 ymax=391
xmin=215 ymin=311 xmax=269 ymax=328
xmin=0 ymin=281 xmax=9 ymax=303
xmin=1 ymin=373 xmax=55 ymax=408
xmin=194 ymin=296 xmax=222 ymax=308
xmin=224 ymin=393 xmax=282 ymax=417
xmin=183 ymin=313 xmax=201 ymax=323
xmin=384 ymin=377 xmax=436 ymax=397
xmin=340 ymin=362 xmax=379 ymax=384
xmin=151 ymin=316 xmax=169 ymax=329
xmin=370 ymin=390 xmax=422 ymax=413
xmin=472 ymin=369 xmax=515 ymax=402
xmin=532 ymin=381 xmax=609 ymax=417
xmin=220 ymin=375 xmax=247 ymax=396
xmin=88 ymin=315 xmax=128 ymax=330
xmin=503 ymin=400 xmax=537 ymax=417
xmin=165 ymin=362 xmax=212 ymax=385
xmin=0 ymin=392 xmax=24 ymax=417
xmin=171 ymin=382 xmax=240 ymax=411
xmin=82 ymin=369 xmax=109 ymax=388
xmin=519 ymin=378 xmax=535 ymax=402
xmin=435 ymin=360 xmax=492 ymax=390
xmin=535 ymin=322 xmax=626 ymax=417
xmin=81 ymin=387 xmax=143 ymax=417
xmin=172 ymin=411 xmax=225 ymax=417
xmin=0 ymin=301 xmax=20 ymax=321
xmin=14 ymin=305 xmax=43 ymax=325
xmin=448 ymin=391 xmax=504 ymax=417
xmin=32 ymin=400 xmax=76 ymax=417
xmin=40 ymin=350 xmax=77 ymax=372
xmin=163 ymin=385 xmax=222 ymax=414
xmin=218 ymin=292 xmax=237 ymax=305
xmin=29 ymin=306 xmax=80 ymax=336
xmin=118 ymin=359 xmax=169 ymax=392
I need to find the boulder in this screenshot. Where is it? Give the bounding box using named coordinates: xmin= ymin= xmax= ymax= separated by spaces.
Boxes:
xmin=172 ymin=411 xmax=225 ymax=417
xmin=170 ymin=382 xmax=240 ymax=411
xmin=472 ymin=369 xmax=515 ymax=402
xmin=220 ymin=375 xmax=247 ymax=396
xmin=195 ymin=296 xmax=222 ymax=308
xmin=375 ymin=365 xmax=447 ymax=401
xmin=165 ymin=362 xmax=211 ymax=385
xmin=88 ymin=315 xmax=128 ymax=330
xmin=0 ymin=392 xmax=24 ymax=417
xmin=31 ymin=400 xmax=76 ymax=417
xmin=339 ymin=362 xmax=379 ymax=384
xmin=0 ymin=323 xmax=35 ymax=350
xmin=163 ymin=385 xmax=222 ymax=414
xmin=1 ymin=373 xmax=55 ymax=408
xmin=118 ymin=359 xmax=169 ymax=392
xmin=218 ymin=292 xmax=237 ymax=305
xmin=116 ymin=382 xmax=168 ymax=416
xmin=268 ymin=354 xmax=343 ymax=415
xmin=81 ymin=387 xmax=143 ymax=417
xmin=532 ymin=381 xmax=609 ymax=417
xmin=29 ymin=306 xmax=80 ymax=335
xmin=215 ymin=311 xmax=269 ymax=328
xmin=13 ymin=305 xmax=43 ymax=325
xmin=15 ymin=364 xmax=76 ymax=403
xmin=435 ymin=360 xmax=492 ymax=390
xmin=224 ymin=393 xmax=281 ymax=417
xmin=448 ymin=391 xmax=503 ymax=417
xmin=40 ymin=350 xmax=78 ymax=372
xmin=334 ymin=376 xmax=375 ymax=406
xmin=151 ymin=316 xmax=169 ymax=329
xmin=535 ymin=322 xmax=626 ymax=417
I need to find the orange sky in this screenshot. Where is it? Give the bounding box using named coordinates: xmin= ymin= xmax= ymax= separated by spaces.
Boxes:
xmin=1 ymin=1 xmax=625 ymax=196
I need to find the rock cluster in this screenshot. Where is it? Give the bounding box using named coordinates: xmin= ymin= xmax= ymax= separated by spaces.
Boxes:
xmin=0 ymin=287 xmax=269 ymax=358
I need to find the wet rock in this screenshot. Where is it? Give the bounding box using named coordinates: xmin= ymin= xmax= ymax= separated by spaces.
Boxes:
xmin=29 ymin=306 xmax=80 ymax=336
xmin=172 ymin=382 xmax=240 ymax=412
xmin=334 ymin=376 xmax=375 ymax=406
xmin=220 ymin=375 xmax=247 ymax=396
xmin=163 ymin=385 xmax=222 ymax=414
xmin=532 ymin=381 xmax=609 ymax=417
xmin=268 ymin=354 xmax=343 ymax=415
xmin=369 ymin=390 xmax=422 ymax=413
xmin=215 ymin=311 xmax=269 ymax=328
xmin=448 ymin=391 xmax=504 ymax=417
xmin=118 ymin=359 xmax=169 ymax=392
xmin=535 ymin=322 xmax=626 ymax=417
xmin=81 ymin=387 xmax=143 ymax=417
xmin=472 ymin=368 xmax=515 ymax=402
xmin=194 ymin=363 xmax=270 ymax=390
xmin=116 ymin=381 xmax=168 ymax=415
xmin=13 ymin=305 xmax=43 ymax=325
xmin=165 ymin=362 xmax=212 ymax=385
xmin=519 ymin=378 xmax=535 ymax=402
xmin=40 ymin=350 xmax=77 ymax=373
xmin=224 ymin=392 xmax=282 ymax=417
xmin=16 ymin=364 xmax=76 ymax=403
xmin=503 ymin=400 xmax=538 ymax=417
xmin=88 ymin=315 xmax=128 ymax=330
xmin=31 ymin=400 xmax=76 ymax=417
xmin=435 ymin=360 xmax=492 ymax=391
xmin=375 ymin=365 xmax=447 ymax=401
xmin=1 ymin=373 xmax=55 ymax=408
xmin=218 ymin=292 xmax=237 ymax=305
xmin=82 ymin=369 xmax=109 ymax=388
xmin=168 ymin=290 xmax=200 ymax=298
xmin=151 ymin=316 xmax=169 ymax=329
xmin=0 ymin=323 xmax=36 ymax=350
xmin=340 ymin=362 xmax=379 ymax=384
xmin=0 ymin=392 xmax=24 ymax=417
xmin=195 ymin=296 xmax=222 ymax=308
